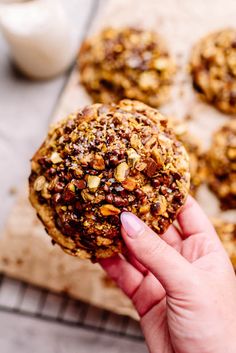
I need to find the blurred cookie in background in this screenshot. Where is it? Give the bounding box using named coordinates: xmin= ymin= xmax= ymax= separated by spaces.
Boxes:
xmin=190 ymin=28 xmax=236 ymax=115
xmin=78 ymin=27 xmax=176 ymax=108
xmin=169 ymin=118 xmax=206 ymax=196
xmin=207 ymin=120 xmax=236 ymax=209
xmin=213 ymin=218 xmax=236 ymax=269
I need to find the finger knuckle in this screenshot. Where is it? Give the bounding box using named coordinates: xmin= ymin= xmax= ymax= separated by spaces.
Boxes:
xmin=147 ymin=237 xmax=168 ymax=260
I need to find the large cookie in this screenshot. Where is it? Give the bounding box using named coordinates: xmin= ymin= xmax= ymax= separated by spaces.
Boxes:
xmin=29 ymin=100 xmax=190 ymax=260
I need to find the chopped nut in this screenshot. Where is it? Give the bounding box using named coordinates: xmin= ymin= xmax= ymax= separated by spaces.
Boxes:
xmin=83 ymin=220 xmax=90 ymax=227
xmin=67 ymin=183 xmax=75 ymax=192
xmin=135 ymin=162 xmax=147 ymax=171
xmin=34 ymin=176 xmax=46 ymax=191
xmin=93 ymin=194 xmax=105 ymax=204
xmin=151 ymin=196 xmax=167 ymax=216
xmin=87 ymin=175 xmax=101 ymax=191
xmin=80 ymin=155 xmax=92 ymax=167
xmin=144 ymin=158 xmax=158 ymax=177
xmin=130 ymin=134 xmax=143 ymax=150
xmin=73 ymin=167 xmax=84 ymax=178
xmin=145 ymin=136 xmax=157 ymax=149
xmin=151 ymin=147 xmax=164 ymax=167
xmin=139 ymin=204 xmax=150 ymax=214
xmin=50 ymin=152 xmax=62 ymax=164
xmin=152 ymin=220 xmax=160 ymax=231
xmin=41 ymin=183 xmax=51 ymax=199
xmin=48 ymin=176 xmax=58 ymax=191
xmin=91 ymin=154 xmax=105 ymax=170
xmin=81 ymin=189 xmax=94 ymax=201
xmin=127 ymin=148 xmax=140 ymax=167
xmin=114 ymin=162 xmax=129 ymax=182
xmin=141 ymin=184 xmax=153 ymax=195
xmin=96 ymin=236 xmax=113 ymax=246
xmin=122 ymin=177 xmax=137 ymax=191
xmin=100 ymin=204 xmax=121 ymax=216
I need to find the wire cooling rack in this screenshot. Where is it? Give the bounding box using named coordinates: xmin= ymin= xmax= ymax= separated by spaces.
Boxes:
xmin=0 ymin=275 xmax=143 ymax=341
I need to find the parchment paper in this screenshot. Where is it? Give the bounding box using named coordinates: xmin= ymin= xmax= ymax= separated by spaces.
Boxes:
xmin=0 ymin=0 xmax=235 ymax=320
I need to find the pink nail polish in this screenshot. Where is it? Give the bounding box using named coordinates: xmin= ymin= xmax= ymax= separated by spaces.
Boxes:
xmin=121 ymin=212 xmax=144 ymax=238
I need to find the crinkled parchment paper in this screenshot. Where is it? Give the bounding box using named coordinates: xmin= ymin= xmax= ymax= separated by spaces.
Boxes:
xmin=0 ymin=0 xmax=235 ymax=320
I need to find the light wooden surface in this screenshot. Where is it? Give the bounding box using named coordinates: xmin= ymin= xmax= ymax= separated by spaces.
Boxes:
xmin=2 ymin=0 xmax=236 ymax=351
xmin=0 ymin=0 xmax=148 ymax=352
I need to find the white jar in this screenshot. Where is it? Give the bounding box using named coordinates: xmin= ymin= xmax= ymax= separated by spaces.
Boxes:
xmin=0 ymin=0 xmax=78 ymax=79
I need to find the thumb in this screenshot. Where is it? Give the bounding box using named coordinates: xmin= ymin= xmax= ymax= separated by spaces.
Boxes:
xmin=121 ymin=212 xmax=194 ymax=295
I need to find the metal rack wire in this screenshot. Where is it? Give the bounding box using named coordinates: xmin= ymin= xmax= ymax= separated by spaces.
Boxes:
xmin=0 ymin=275 xmax=143 ymax=341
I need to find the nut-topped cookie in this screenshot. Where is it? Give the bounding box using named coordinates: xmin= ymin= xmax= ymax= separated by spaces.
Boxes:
xmin=190 ymin=28 xmax=236 ymax=115
xmin=207 ymin=120 xmax=236 ymax=209
xmin=169 ymin=119 xmax=206 ymax=196
xmin=78 ymin=27 xmax=175 ymax=108
xmin=29 ymin=100 xmax=190 ymax=260
xmin=213 ymin=219 xmax=236 ymax=269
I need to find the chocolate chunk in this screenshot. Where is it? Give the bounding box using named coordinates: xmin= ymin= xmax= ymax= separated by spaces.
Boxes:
xmin=144 ymin=158 xmax=158 ymax=177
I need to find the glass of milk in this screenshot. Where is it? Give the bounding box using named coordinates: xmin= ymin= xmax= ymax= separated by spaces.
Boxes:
xmin=0 ymin=0 xmax=78 ymax=79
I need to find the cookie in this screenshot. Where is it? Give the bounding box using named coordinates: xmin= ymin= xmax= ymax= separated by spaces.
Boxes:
xmin=29 ymin=100 xmax=190 ymax=260
xmin=207 ymin=120 xmax=236 ymax=209
xmin=213 ymin=219 xmax=236 ymax=269
xmin=190 ymin=28 xmax=236 ymax=114
xmin=169 ymin=119 xmax=206 ymax=195
xmin=78 ymin=27 xmax=175 ymax=108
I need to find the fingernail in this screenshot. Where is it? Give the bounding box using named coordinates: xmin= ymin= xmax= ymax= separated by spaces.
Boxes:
xmin=121 ymin=212 xmax=144 ymax=238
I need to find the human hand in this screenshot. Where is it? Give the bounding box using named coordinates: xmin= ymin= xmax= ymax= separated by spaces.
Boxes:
xmin=100 ymin=196 xmax=236 ymax=353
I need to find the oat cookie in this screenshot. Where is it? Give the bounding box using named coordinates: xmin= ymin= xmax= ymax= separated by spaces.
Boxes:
xmin=190 ymin=28 xmax=236 ymax=114
xmin=207 ymin=120 xmax=236 ymax=209
xmin=29 ymin=100 xmax=190 ymax=260
xmin=213 ymin=219 xmax=236 ymax=269
xmin=169 ymin=119 xmax=206 ymax=196
xmin=78 ymin=27 xmax=175 ymax=108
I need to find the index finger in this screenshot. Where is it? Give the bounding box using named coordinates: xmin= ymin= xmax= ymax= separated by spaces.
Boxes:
xmin=177 ymin=196 xmax=219 ymax=241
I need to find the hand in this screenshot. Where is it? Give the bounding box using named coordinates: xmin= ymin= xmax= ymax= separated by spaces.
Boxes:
xmin=100 ymin=196 xmax=236 ymax=353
